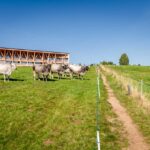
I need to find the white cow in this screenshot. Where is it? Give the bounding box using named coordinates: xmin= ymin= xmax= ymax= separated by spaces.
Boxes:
xmin=68 ymin=64 xmax=89 ymax=79
xmin=63 ymin=68 xmax=72 ymax=78
xmin=0 ymin=63 xmax=17 ymax=82
xmin=50 ymin=64 xmax=68 ymax=79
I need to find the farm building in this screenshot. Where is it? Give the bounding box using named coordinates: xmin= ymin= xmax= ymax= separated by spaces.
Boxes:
xmin=0 ymin=47 xmax=70 ymax=66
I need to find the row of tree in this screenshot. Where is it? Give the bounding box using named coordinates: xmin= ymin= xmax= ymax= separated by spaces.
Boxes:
xmin=101 ymin=53 xmax=129 ymax=65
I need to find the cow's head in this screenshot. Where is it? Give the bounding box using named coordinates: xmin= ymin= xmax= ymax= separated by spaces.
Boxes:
xmin=62 ymin=64 xmax=68 ymax=70
xmin=47 ymin=64 xmax=51 ymax=72
xmin=85 ymin=66 xmax=89 ymax=71
xmin=82 ymin=66 xmax=89 ymax=72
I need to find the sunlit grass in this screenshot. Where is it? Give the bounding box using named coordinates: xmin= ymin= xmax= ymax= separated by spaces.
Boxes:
xmin=106 ymin=73 xmax=150 ymax=145
xmin=110 ymin=66 xmax=150 ymax=98
xmin=0 ymin=67 xmax=127 ymax=150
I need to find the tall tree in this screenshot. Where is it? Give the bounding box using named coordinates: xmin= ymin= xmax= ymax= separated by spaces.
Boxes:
xmin=119 ymin=53 xmax=129 ymax=65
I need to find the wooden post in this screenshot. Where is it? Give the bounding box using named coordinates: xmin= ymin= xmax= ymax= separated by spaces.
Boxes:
xmin=42 ymin=53 xmax=44 ymax=64
xmin=20 ymin=51 xmax=21 ymax=64
xmin=48 ymin=53 xmax=50 ymax=64
xmin=127 ymin=84 xmax=132 ymax=95
xmin=62 ymin=56 xmax=64 ymax=64
xmin=33 ymin=52 xmax=35 ymax=65
xmin=12 ymin=50 xmax=14 ymax=63
xmin=26 ymin=51 xmax=28 ymax=65
xmin=68 ymin=54 xmax=70 ymax=64
xmin=4 ymin=50 xmax=6 ymax=61
xmin=140 ymin=80 xmax=143 ymax=99
xmin=55 ymin=54 xmax=56 ymax=63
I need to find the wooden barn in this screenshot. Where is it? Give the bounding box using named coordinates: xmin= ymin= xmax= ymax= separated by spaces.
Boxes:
xmin=0 ymin=47 xmax=70 ymax=66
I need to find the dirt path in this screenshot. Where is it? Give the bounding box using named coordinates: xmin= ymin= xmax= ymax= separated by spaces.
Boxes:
xmin=102 ymin=74 xmax=150 ymax=150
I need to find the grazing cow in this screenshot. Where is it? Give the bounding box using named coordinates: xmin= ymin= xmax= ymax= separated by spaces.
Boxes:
xmin=33 ymin=64 xmax=51 ymax=81
xmin=68 ymin=64 xmax=89 ymax=79
xmin=50 ymin=64 xmax=68 ymax=79
xmin=63 ymin=68 xmax=73 ymax=78
xmin=0 ymin=63 xmax=17 ymax=82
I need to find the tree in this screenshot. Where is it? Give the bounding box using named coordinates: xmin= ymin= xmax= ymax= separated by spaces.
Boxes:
xmin=119 ymin=53 xmax=129 ymax=65
xmin=100 ymin=61 xmax=115 ymax=65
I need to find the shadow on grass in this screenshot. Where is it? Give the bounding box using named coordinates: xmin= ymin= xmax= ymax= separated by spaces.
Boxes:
xmin=53 ymin=76 xmax=90 ymax=80
xmin=72 ymin=77 xmax=90 ymax=80
xmin=0 ymin=78 xmax=24 ymax=81
xmin=35 ymin=78 xmax=57 ymax=82
xmin=0 ymin=77 xmax=90 ymax=82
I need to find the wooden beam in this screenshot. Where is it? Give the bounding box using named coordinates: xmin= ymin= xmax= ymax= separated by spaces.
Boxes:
xmin=0 ymin=48 xmax=69 ymax=65
xmin=4 ymin=50 xmax=6 ymax=61
xmin=33 ymin=52 xmax=35 ymax=64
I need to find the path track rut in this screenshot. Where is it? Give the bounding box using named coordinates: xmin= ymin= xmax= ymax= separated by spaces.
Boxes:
xmin=102 ymin=74 xmax=150 ymax=150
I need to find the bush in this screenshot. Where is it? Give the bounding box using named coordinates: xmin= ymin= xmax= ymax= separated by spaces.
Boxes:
xmin=119 ymin=53 xmax=129 ymax=65
xmin=100 ymin=61 xmax=114 ymax=65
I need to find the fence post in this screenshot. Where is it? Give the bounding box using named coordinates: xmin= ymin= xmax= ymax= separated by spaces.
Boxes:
xmin=127 ymin=84 xmax=132 ymax=95
xmin=140 ymin=80 xmax=143 ymax=99
xmin=96 ymin=68 xmax=101 ymax=150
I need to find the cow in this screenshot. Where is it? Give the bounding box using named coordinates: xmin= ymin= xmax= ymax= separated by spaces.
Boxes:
xmin=50 ymin=63 xmax=68 ymax=79
xmin=0 ymin=63 xmax=17 ymax=82
xmin=33 ymin=64 xmax=51 ymax=81
xmin=68 ymin=64 xmax=89 ymax=79
xmin=63 ymin=68 xmax=73 ymax=78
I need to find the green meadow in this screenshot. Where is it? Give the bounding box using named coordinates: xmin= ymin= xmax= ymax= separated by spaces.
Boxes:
xmin=103 ymin=65 xmax=150 ymax=144
xmin=0 ymin=67 xmax=126 ymax=150
xmin=109 ymin=65 xmax=150 ymax=99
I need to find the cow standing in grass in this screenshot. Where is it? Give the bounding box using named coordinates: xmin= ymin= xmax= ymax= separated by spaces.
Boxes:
xmin=68 ymin=64 xmax=89 ymax=79
xmin=50 ymin=64 xmax=68 ymax=79
xmin=33 ymin=64 xmax=51 ymax=81
xmin=0 ymin=63 xmax=17 ymax=82
xmin=63 ymin=68 xmax=73 ymax=78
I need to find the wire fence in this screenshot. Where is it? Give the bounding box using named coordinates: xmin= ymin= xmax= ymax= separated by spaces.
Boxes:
xmin=127 ymin=79 xmax=150 ymax=100
xmin=101 ymin=65 xmax=150 ymax=110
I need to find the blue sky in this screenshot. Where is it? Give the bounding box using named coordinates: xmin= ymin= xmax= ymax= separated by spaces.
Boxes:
xmin=0 ymin=0 xmax=150 ymax=65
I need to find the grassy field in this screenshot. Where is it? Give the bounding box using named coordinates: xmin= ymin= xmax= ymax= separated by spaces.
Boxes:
xmin=109 ymin=65 xmax=150 ymax=82
xmin=109 ymin=65 xmax=150 ymax=99
xmin=104 ymin=70 xmax=150 ymax=145
xmin=0 ymin=67 xmax=127 ymax=150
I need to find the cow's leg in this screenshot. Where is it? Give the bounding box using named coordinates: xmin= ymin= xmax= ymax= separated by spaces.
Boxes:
xmin=78 ymin=74 xmax=80 ymax=79
xmin=33 ymin=72 xmax=36 ymax=80
xmin=3 ymin=74 xmax=6 ymax=82
xmin=49 ymin=72 xmax=52 ymax=79
xmin=59 ymin=73 xmax=62 ymax=79
xmin=58 ymin=73 xmax=62 ymax=79
xmin=51 ymin=72 xmax=53 ymax=79
xmin=42 ymin=75 xmax=45 ymax=81
xmin=69 ymin=73 xmax=71 ymax=79
xmin=57 ymin=73 xmax=60 ymax=79
xmin=43 ymin=74 xmax=48 ymax=82
xmin=70 ymin=73 xmax=73 ymax=80
xmin=80 ymin=75 xmax=83 ymax=80
xmin=64 ymin=73 xmax=66 ymax=78
xmin=7 ymin=75 xmax=10 ymax=82
xmin=51 ymin=73 xmax=54 ymax=79
xmin=46 ymin=75 xmax=48 ymax=82
xmin=37 ymin=73 xmax=40 ymax=80
xmin=62 ymin=73 xmax=65 ymax=78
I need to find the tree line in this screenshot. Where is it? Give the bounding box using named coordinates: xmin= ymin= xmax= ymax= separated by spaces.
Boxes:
xmin=100 ymin=53 xmax=129 ymax=65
